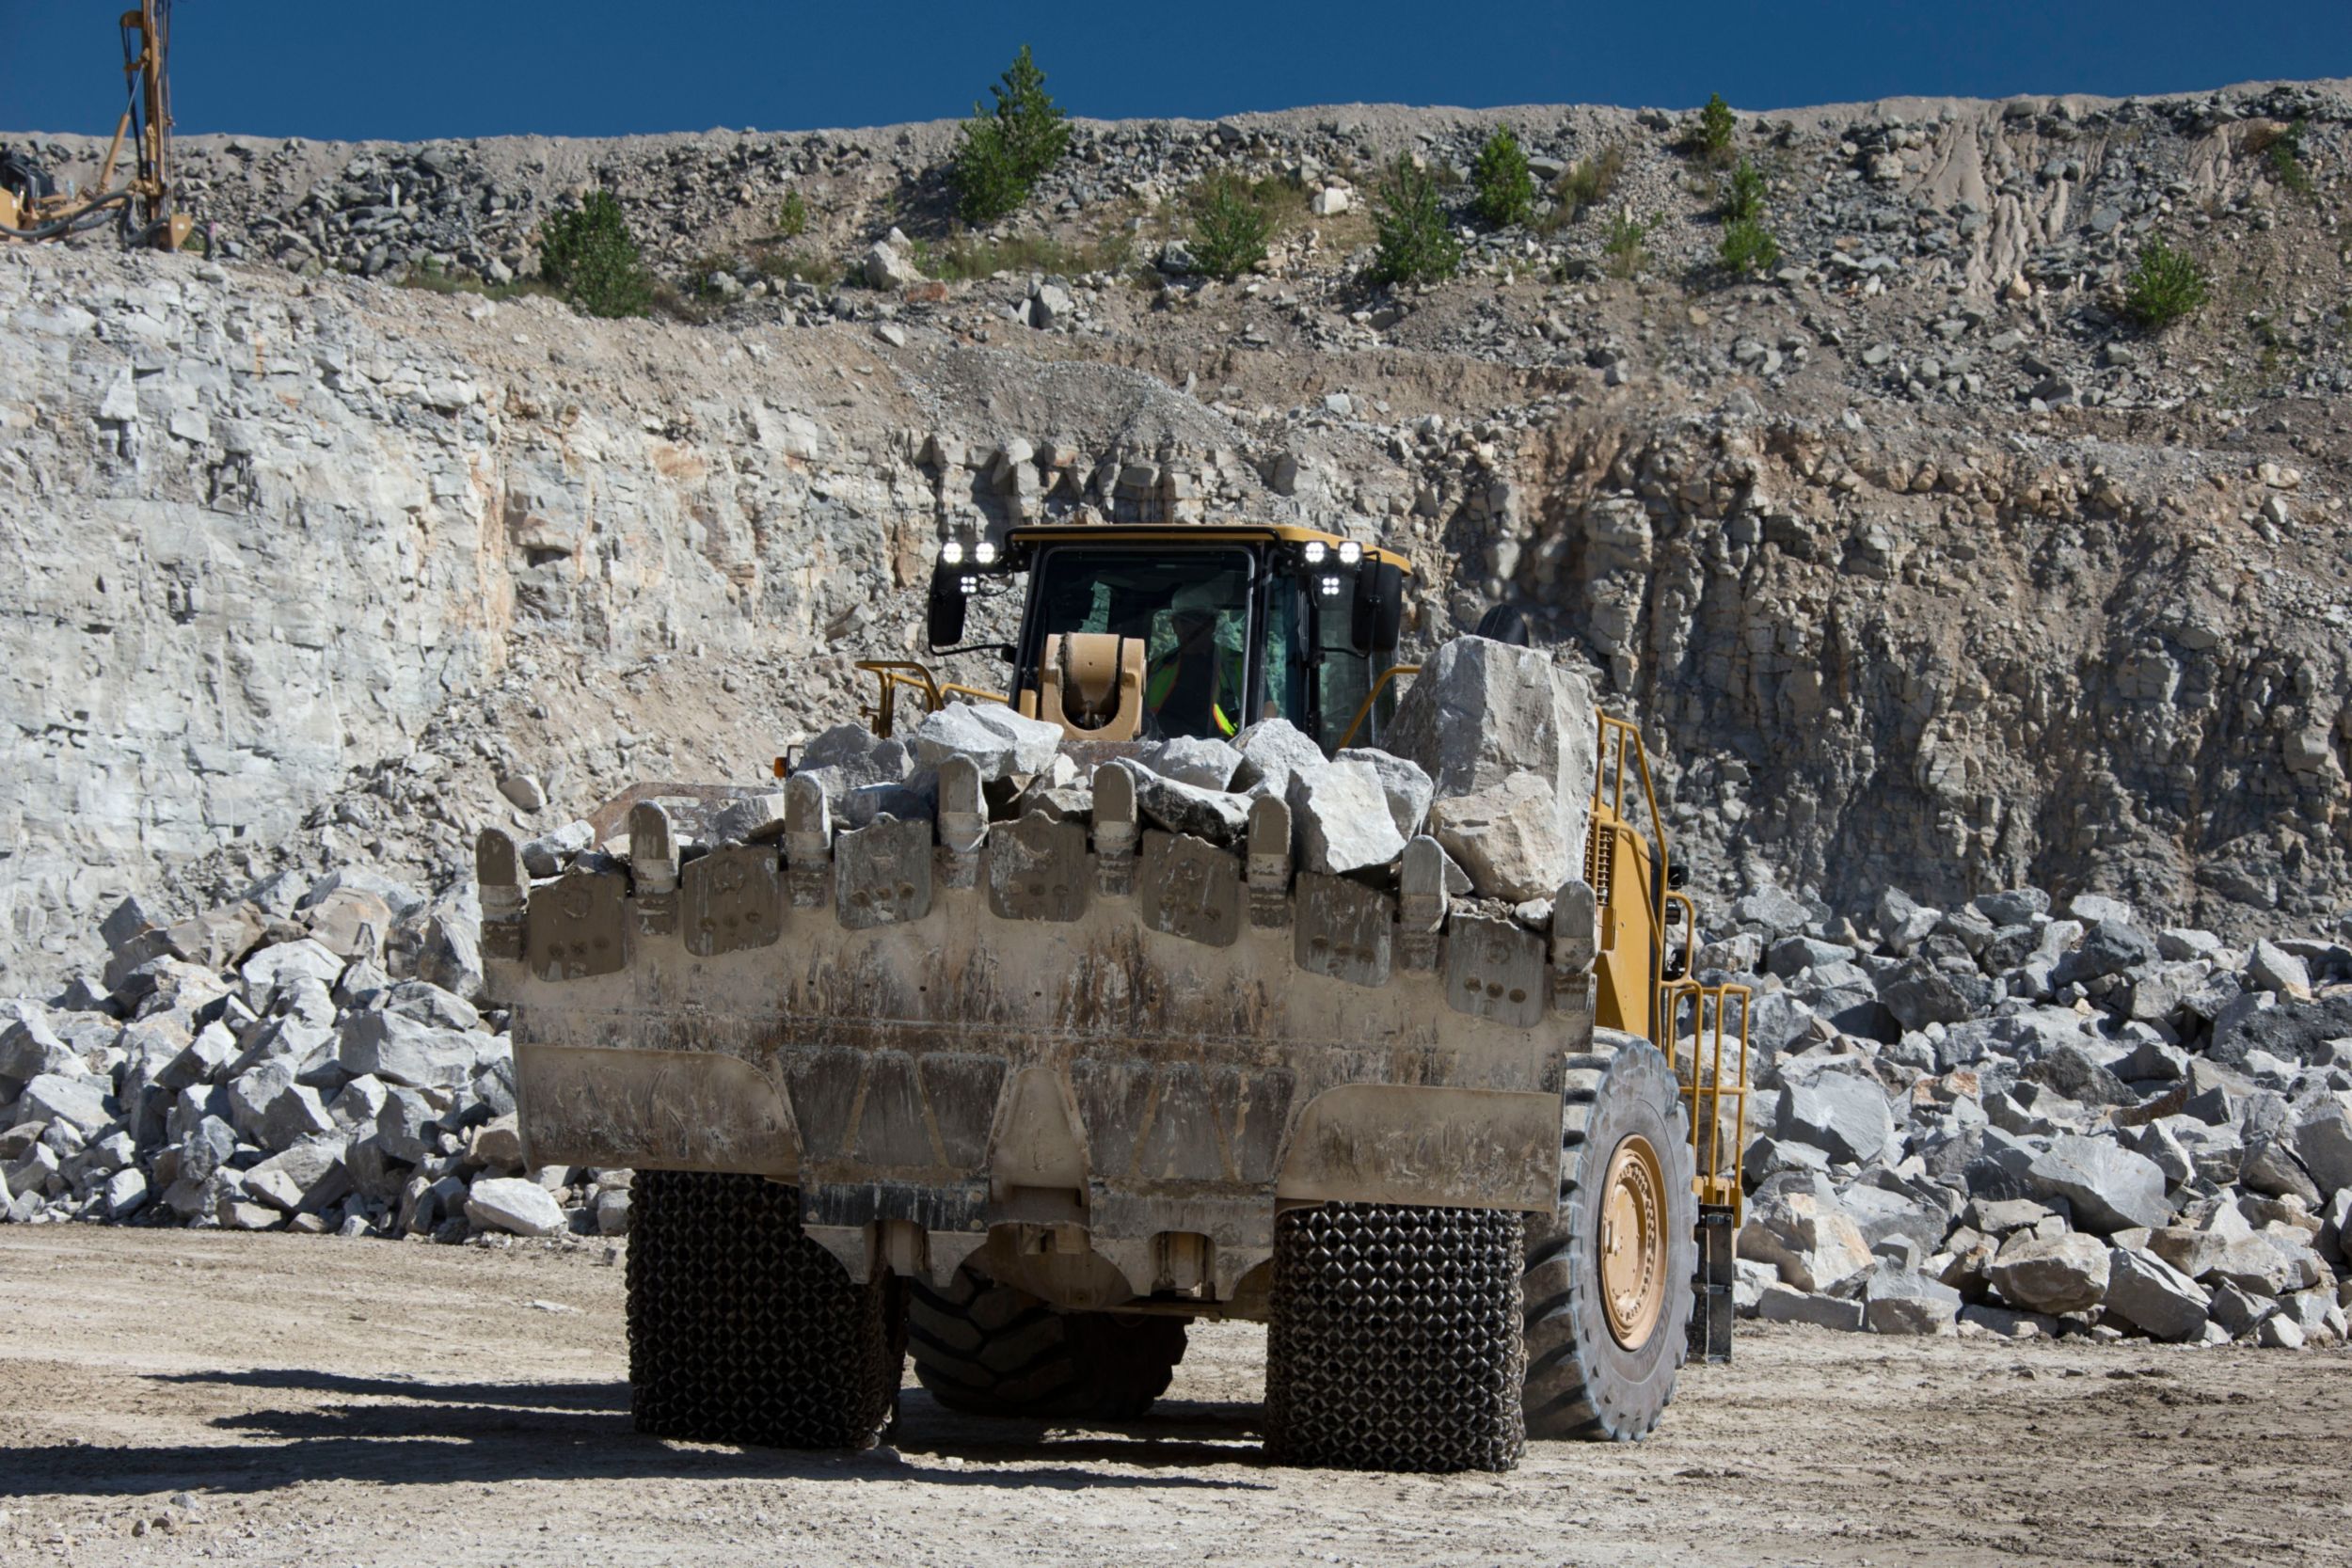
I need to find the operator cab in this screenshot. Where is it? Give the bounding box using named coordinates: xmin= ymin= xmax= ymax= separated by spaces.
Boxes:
xmin=925 ymin=525 xmax=1409 ymax=754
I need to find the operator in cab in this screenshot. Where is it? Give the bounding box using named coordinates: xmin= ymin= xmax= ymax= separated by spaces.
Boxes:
xmin=1144 ymin=606 xmax=1246 ymax=738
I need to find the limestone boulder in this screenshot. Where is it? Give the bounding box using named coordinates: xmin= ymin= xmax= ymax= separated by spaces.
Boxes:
xmin=1383 ymin=636 xmax=1595 ymax=878
xmin=1426 ymin=771 xmax=1571 ymax=903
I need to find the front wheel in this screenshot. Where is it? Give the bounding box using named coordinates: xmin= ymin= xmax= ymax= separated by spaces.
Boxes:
xmin=1522 ymin=1037 xmax=1697 ymax=1441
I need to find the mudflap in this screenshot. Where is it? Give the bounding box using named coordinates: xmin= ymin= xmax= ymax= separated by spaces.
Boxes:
xmin=1687 ymin=1203 xmax=1737 ymax=1365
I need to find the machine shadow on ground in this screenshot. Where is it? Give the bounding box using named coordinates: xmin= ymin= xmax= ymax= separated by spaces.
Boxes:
xmin=0 ymin=1370 xmax=1272 ymax=1498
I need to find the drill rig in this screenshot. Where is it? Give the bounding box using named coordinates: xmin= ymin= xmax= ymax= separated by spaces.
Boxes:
xmin=0 ymin=1 xmax=192 ymax=250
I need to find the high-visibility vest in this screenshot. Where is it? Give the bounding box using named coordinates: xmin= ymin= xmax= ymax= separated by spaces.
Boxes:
xmin=1146 ymin=651 xmax=1240 ymax=736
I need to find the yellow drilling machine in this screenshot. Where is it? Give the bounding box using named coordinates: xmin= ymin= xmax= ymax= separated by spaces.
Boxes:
xmin=482 ymin=520 xmax=1748 ymax=1471
xmin=2 ymin=1 xmax=192 ymax=250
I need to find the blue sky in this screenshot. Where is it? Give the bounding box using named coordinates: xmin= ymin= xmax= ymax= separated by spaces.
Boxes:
xmin=6 ymin=2 xmax=2347 ymax=141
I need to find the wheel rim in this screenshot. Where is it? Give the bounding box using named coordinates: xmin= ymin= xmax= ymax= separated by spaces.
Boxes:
xmin=1598 ymin=1133 xmax=1669 ymax=1349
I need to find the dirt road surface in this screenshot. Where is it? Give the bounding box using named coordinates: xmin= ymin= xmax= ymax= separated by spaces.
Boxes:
xmin=3 ymin=1227 xmax=2347 ymax=1567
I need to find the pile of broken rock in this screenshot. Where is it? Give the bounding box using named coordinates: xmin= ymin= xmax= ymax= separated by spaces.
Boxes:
xmin=0 ymin=867 xmax=622 ymax=1244
xmin=1718 ymin=882 xmax=2352 ymax=1349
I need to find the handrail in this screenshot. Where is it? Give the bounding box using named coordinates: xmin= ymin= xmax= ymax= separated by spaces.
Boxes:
xmin=852 ymin=660 xmax=1008 ymax=738
xmin=1660 ymin=980 xmax=1753 ymax=1224
xmin=1336 ymin=663 xmax=1421 ymax=750
xmin=1593 ymin=713 xmax=1671 ymax=1018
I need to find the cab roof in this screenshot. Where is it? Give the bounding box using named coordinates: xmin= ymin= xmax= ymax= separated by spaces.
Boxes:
xmin=1003 ymin=522 xmax=1413 ymax=574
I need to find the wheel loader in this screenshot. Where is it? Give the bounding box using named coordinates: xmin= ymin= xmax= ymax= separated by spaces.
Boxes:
xmin=479 ymin=520 xmax=1750 ymax=1472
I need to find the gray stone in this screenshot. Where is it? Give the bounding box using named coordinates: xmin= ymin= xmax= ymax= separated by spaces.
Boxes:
xmin=862 ymin=241 xmax=924 ymax=289
xmin=2058 ymin=919 xmax=2158 ymax=985
xmin=2255 ymin=1313 xmax=2306 ymax=1349
xmin=1738 ymin=1173 xmax=1874 ymax=1292
xmin=239 ymin=939 xmax=345 ymax=995
xmin=709 ymin=793 xmax=788 ymax=845
xmin=1756 ymin=1283 xmax=1866 ymax=1331
xmin=912 ymin=702 xmax=1061 ymax=782
xmin=1335 ymin=748 xmax=1436 ymax=840
xmin=100 ymin=1166 xmax=148 ymax=1218
xmin=2249 ymin=940 xmax=2313 ymax=999
xmin=1230 ymin=718 xmax=1327 ymax=800
xmin=1989 ymin=1232 xmax=2111 ymax=1314
xmin=2103 ymin=1246 xmax=2211 ymax=1341
xmin=1775 ymin=1071 xmax=1894 ymax=1166
xmin=1134 ymin=736 xmax=1243 ymax=791
xmin=1874 ymin=888 xmax=1941 ymax=954
xmin=497 ymin=774 xmax=547 ymax=813
xmin=2026 ymin=1135 xmax=2170 ymax=1233
xmin=1427 ymin=771 xmax=1570 ymax=903
xmin=1117 ymin=759 xmax=1249 ymax=845
xmin=179 ymin=1115 xmax=237 ymax=1182
xmin=337 ymin=1011 xmax=481 ymax=1089
xmin=519 ymin=820 xmax=595 ymax=879
xmin=1285 ymin=759 xmax=1406 ymax=876
xmin=2290 ymin=1099 xmax=2352 ymax=1194
xmin=464 ymin=1176 xmax=566 ymax=1237
xmin=1972 ymin=888 xmax=2049 ymax=926
xmin=2066 ymin=893 xmax=2137 ymax=927
xmin=2207 ymin=1278 xmax=2276 ymax=1338
xmin=1732 ymin=886 xmax=1814 ymax=939
xmin=1862 ymin=1263 xmax=1962 ymax=1335
xmin=2212 ymin=992 xmax=2352 ymax=1068
xmin=0 ymin=1003 xmax=77 ymax=1085
xmin=259 ymin=1083 xmax=336 ymax=1151
xmin=1881 ymin=959 xmax=1989 ymax=1031
xmin=17 ymin=1073 xmax=112 ymax=1137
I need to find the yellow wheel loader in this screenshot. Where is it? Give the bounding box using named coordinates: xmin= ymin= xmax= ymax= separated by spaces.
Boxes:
xmin=481 ymin=521 xmax=1748 ymax=1470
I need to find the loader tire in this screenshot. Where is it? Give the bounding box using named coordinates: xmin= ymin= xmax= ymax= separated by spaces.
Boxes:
xmin=1263 ymin=1202 xmax=1527 ymax=1472
xmin=906 ymin=1268 xmax=1187 ymax=1419
xmin=1521 ymin=1036 xmax=1697 ymax=1442
xmin=626 ymin=1170 xmax=902 ymax=1449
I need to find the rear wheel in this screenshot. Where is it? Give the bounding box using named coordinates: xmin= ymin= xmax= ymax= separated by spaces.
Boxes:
xmin=1263 ymin=1201 xmax=1526 ymax=1472
xmin=1522 ymin=1037 xmax=1696 ymax=1441
xmin=907 ymin=1267 xmax=1188 ymax=1419
xmin=626 ymin=1170 xmax=903 ymax=1449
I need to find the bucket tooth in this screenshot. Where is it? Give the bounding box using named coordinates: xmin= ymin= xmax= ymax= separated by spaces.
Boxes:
xmin=680 ymin=844 xmax=786 ymax=957
xmin=1550 ymin=877 xmax=1597 ymax=1015
xmin=1090 ymin=762 xmax=1137 ymax=896
xmin=1137 ymin=831 xmax=1241 ymax=948
xmin=527 ymin=865 xmax=629 ymax=982
xmin=476 ymin=828 xmax=525 ymax=960
xmin=1245 ymin=795 xmax=1292 ymax=928
xmin=937 ymin=755 xmax=985 ymax=890
xmin=784 ymin=774 xmax=832 ymax=910
xmin=834 ymin=816 xmax=933 ymax=930
xmin=1396 ymin=834 xmax=1448 ymax=973
xmin=628 ymin=802 xmax=679 ymax=937
xmin=1295 ymin=871 xmax=1393 ymax=988
xmin=987 ymin=812 xmax=1090 ymax=923
xmin=1443 ymin=913 xmax=1546 ymax=1026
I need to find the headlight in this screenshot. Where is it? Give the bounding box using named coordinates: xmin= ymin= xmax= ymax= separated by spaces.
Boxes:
xmin=1337 ymin=541 xmax=1363 ymax=565
xmin=958 ymin=573 xmax=975 ymax=594
xmin=1302 ymin=541 xmax=1327 ymax=564
xmin=973 ymin=540 xmax=997 ymax=565
xmin=941 ymin=540 xmax=964 ymax=565
xmin=1319 ymin=575 xmax=1342 ymax=596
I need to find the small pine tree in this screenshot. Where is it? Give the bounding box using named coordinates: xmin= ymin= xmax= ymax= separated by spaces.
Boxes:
xmin=1694 ymin=92 xmax=1737 ymax=166
xmin=775 ymin=190 xmax=808 ymax=239
xmin=1471 ymin=125 xmax=1537 ymax=229
xmin=1723 ymin=158 xmax=1767 ymax=224
xmin=1368 ymin=157 xmax=1462 ymax=286
xmin=952 ymin=45 xmax=1072 ymax=226
xmin=1189 ymin=175 xmax=1269 ymax=281
xmin=1601 ymin=210 xmax=1651 ymax=280
xmin=536 ymin=191 xmax=651 ymax=318
xmin=2123 ymin=238 xmax=2208 ymax=331
xmin=1719 ymin=217 xmax=1780 ymax=277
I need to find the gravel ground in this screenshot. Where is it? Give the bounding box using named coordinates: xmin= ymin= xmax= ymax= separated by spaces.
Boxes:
xmin=3 ymin=1228 xmax=2349 ymax=1567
